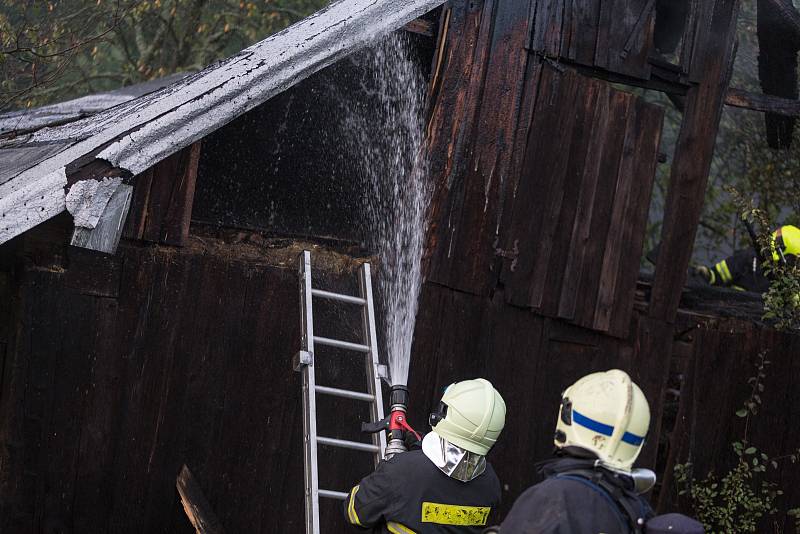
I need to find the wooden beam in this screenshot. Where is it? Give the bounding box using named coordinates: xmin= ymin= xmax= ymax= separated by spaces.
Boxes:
xmin=649 ymin=0 xmax=740 ymax=322
xmin=725 ymin=87 xmax=800 ymax=117
xmin=70 ymin=184 xmax=133 ymax=254
xmin=176 ymin=465 xmax=226 ymax=534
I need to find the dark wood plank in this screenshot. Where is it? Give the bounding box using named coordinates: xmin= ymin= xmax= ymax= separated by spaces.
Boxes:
xmin=142 ymin=142 xmax=201 ymax=247
xmin=123 ymin=168 xmax=154 ymax=240
xmin=160 ymin=142 xmax=201 ymax=246
xmin=63 ymin=246 xmax=124 ymax=298
xmin=595 ymin=0 xmax=654 ymax=79
xmin=557 ymin=82 xmax=613 ymax=320
xmin=649 ymin=0 xmax=740 ymax=322
xmin=592 ymin=98 xmax=640 ymax=332
xmin=725 ymin=87 xmax=800 ymax=117
xmin=425 ymin=0 xmax=533 ymax=295
xmin=534 ymin=74 xmax=602 ymax=315
xmin=424 ymin=1 xmax=498 ymax=288
xmin=502 ymin=65 xmax=580 ymax=308
xmin=624 ymin=314 xmax=672 ymax=470
xmin=106 ymin=250 xmax=191 ymax=531
xmin=573 ymin=90 xmax=633 ymax=328
xmin=177 ymin=465 xmax=226 ymax=534
xmin=531 ymin=0 xmax=565 ymax=56
xmin=607 ymin=101 xmax=664 ymax=337
xmin=568 ymin=0 xmax=602 ymax=65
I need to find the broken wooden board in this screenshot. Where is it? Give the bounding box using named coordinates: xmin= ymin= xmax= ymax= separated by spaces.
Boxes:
xmin=177 ymin=465 xmax=226 ymax=534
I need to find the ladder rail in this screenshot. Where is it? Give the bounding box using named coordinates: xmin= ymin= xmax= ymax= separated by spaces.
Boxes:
xmin=359 ymin=262 xmax=387 ymax=466
xmin=297 ymin=251 xmax=386 ymax=534
xmin=299 ymin=251 xmax=320 ymax=534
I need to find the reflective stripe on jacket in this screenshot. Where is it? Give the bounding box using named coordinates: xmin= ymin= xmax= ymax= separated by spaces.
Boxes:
xmin=343 ymin=450 xmax=500 ymax=533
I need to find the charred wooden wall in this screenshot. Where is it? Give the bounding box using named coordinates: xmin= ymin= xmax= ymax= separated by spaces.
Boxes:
xmin=1 ymin=0 xmax=792 ymax=531
xmin=0 ymin=221 xmax=379 ymax=533
xmin=657 ymin=314 xmax=800 ymax=531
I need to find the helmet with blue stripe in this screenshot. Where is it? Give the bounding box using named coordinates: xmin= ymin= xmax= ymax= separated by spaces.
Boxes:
xmin=554 ymin=369 xmax=650 ymax=472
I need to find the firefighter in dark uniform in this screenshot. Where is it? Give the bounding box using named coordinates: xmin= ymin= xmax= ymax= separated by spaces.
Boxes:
xmin=695 ymin=224 xmax=800 ymax=292
xmin=343 ymin=378 xmax=506 ymax=533
xmin=498 ymin=370 xmax=703 ymax=534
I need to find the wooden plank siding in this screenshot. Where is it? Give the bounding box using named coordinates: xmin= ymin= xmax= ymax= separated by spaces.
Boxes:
xmin=124 ymin=141 xmax=201 ymax=247
xmin=498 ymin=64 xmax=663 ymax=338
xmin=424 ymin=0 xmax=534 ymax=295
xmin=655 ymin=319 xmax=800 ymax=531
xmin=0 ymin=228 xmax=372 ymax=533
xmin=529 ymin=0 xmax=655 ymax=80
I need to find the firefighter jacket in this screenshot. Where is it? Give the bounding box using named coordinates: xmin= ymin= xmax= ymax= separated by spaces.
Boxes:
xmin=343 ymin=450 xmax=501 ymax=533
xmin=709 ymin=248 xmax=769 ymax=293
xmin=499 ymin=457 xmax=653 ymax=534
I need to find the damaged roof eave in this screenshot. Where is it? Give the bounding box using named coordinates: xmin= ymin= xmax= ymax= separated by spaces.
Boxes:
xmin=0 ymin=0 xmax=445 ymax=246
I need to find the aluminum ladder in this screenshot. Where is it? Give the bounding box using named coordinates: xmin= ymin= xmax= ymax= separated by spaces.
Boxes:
xmin=293 ymin=250 xmax=387 ymax=534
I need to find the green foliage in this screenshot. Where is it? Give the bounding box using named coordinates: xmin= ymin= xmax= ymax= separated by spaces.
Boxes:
xmin=674 ymin=352 xmax=800 ymax=533
xmin=675 ymin=460 xmax=780 ymax=534
xmin=1 ymin=0 xmax=328 ymax=110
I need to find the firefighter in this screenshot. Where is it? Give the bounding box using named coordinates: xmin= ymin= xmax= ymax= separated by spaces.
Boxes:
xmin=344 ymin=378 xmax=506 ymax=533
xmin=696 ymin=224 xmax=800 ymax=292
xmin=498 ymin=370 xmax=662 ymax=534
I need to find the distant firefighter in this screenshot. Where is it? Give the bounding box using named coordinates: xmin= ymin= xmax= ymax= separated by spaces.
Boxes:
xmin=495 ymin=370 xmax=703 ymax=534
xmin=695 ymin=225 xmax=800 ymax=293
xmin=343 ymin=379 xmax=506 ymax=533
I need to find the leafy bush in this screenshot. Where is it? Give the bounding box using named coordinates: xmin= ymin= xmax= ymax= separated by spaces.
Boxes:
xmin=674 ymin=352 xmax=800 ymax=533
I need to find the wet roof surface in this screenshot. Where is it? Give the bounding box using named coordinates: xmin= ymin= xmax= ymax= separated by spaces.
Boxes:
xmin=0 ymin=0 xmax=445 ymax=245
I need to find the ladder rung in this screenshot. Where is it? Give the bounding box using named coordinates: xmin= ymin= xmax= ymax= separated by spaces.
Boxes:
xmin=317 ymin=436 xmax=380 ymax=453
xmin=319 ymin=489 xmax=349 ymax=500
xmin=314 ymin=336 xmax=370 ymax=353
xmin=311 ymin=289 xmax=366 ymax=305
xmin=315 ymin=385 xmax=375 ymax=402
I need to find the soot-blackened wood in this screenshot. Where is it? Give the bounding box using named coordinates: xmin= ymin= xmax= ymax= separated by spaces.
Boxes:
xmin=531 ymin=0 xmax=564 ymax=56
xmin=521 ymin=68 xmax=583 ymax=310
xmin=530 ymin=72 xmax=599 ymax=314
xmin=177 ymin=465 xmax=226 ymax=534
xmin=0 ymin=273 xmax=66 ymax=532
xmin=649 ymin=0 xmax=739 ymax=322
xmin=71 ymin=296 xmax=126 ymax=533
xmin=123 ymin=167 xmax=154 ymax=240
xmin=425 ymin=0 xmax=533 ymax=295
xmin=572 ymin=91 xmax=632 ymax=330
xmin=594 ymin=0 xmax=654 ymax=79
xmin=424 ymin=0 xmax=496 ymax=286
xmin=595 ymin=98 xmax=663 ymax=337
xmin=567 ymin=0 xmax=602 ymax=65
xmin=626 ymin=314 xmax=672 ymax=470
xmin=502 ymin=65 xmax=578 ymax=308
xmin=133 ymin=141 xmax=200 ymax=247
xmin=557 ymin=82 xmax=614 ymax=322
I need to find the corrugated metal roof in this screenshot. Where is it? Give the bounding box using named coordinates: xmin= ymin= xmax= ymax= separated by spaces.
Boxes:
xmin=0 ymin=0 xmax=444 ymax=245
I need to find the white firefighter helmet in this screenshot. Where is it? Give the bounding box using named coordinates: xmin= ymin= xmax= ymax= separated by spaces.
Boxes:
xmin=429 ymin=378 xmax=506 ymax=456
xmin=554 ymin=369 xmax=650 ymax=472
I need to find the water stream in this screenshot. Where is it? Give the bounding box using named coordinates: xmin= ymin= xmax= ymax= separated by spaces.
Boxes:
xmin=343 ymin=32 xmax=431 ymax=386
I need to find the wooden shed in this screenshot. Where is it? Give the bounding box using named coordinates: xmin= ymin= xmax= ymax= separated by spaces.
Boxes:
xmin=1 ymin=0 xmax=800 ymax=532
